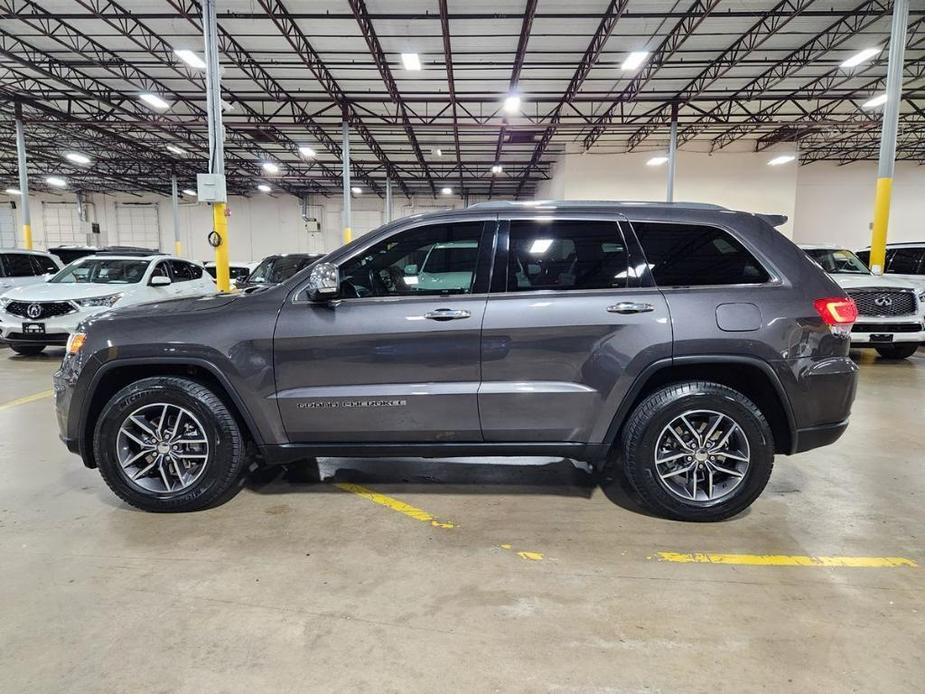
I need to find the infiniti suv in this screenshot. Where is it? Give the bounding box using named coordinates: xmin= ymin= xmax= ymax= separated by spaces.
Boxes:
xmin=54 ymin=202 xmax=858 ymax=521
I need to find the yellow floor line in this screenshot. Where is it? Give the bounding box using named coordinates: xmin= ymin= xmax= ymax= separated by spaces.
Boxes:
xmin=334 ymin=482 xmax=456 ymax=529
xmin=499 ymin=544 xmax=545 ymax=561
xmin=0 ymin=389 xmax=54 ymax=412
xmin=653 ymin=552 xmax=917 ymax=568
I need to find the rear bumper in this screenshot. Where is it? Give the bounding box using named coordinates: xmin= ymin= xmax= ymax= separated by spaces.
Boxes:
xmin=792 ymin=419 xmax=849 ymax=454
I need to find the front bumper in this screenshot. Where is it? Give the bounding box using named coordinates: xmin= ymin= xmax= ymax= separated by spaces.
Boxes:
xmin=0 ymin=306 xmax=102 ymax=347
xmin=849 ymin=317 xmax=924 ymax=344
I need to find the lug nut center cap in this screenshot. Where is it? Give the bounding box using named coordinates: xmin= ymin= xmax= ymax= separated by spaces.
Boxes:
xmin=694 ymin=451 xmax=708 ymax=462
xmin=156 ymin=442 xmax=170 ymax=455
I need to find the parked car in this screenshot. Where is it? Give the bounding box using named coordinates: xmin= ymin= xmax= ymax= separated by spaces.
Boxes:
xmin=238 ymin=253 xmax=322 ymax=291
xmin=204 ymin=261 xmax=259 ymax=288
xmin=1 ymin=254 xmax=214 ymax=355
xmin=0 ymin=250 xmax=62 ymax=294
xmin=802 ymin=244 xmax=924 ymax=360
xmin=855 ymin=243 xmax=925 ymax=290
xmin=49 ymin=245 xmax=159 ymax=265
xmin=55 ymin=201 xmax=859 ymax=521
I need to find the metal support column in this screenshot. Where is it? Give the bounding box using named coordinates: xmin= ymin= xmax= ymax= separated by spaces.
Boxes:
xmin=385 ymin=178 xmax=393 ymax=223
xmin=342 ymin=119 xmax=352 ymax=244
xmin=203 ymin=0 xmax=230 ymax=290
xmin=171 ymin=174 xmax=181 ymax=256
xmin=869 ymin=0 xmax=908 ymax=274
xmin=14 ymin=103 xmax=32 ymax=249
xmin=666 ymin=102 xmax=679 ymax=203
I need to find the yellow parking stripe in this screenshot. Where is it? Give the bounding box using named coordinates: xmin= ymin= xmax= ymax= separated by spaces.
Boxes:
xmin=654 ymin=552 xmax=917 ymax=568
xmin=334 ymin=482 xmax=456 ymax=529
xmin=0 ymin=389 xmax=54 ymax=412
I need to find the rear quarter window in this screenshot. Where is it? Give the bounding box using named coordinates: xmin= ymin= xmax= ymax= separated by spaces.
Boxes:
xmin=632 ymin=221 xmax=770 ymax=287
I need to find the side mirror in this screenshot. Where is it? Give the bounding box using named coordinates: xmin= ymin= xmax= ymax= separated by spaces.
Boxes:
xmin=305 ymin=262 xmax=339 ymax=301
xmin=150 ymin=275 xmax=172 ymax=287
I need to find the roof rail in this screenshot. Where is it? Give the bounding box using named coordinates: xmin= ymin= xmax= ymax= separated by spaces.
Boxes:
xmin=466 ymin=199 xmax=728 ymax=211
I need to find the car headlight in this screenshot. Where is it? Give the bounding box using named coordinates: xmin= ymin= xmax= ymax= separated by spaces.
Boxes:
xmin=0 ymin=297 xmax=10 ymax=310
xmin=918 ymin=290 xmax=925 ymax=303
xmin=75 ymin=293 xmax=123 ymax=308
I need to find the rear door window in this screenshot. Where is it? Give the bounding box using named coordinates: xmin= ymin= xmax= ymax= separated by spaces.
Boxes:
xmin=1 ymin=253 xmax=40 ymax=277
xmin=30 ymin=254 xmax=59 ymax=275
xmin=887 ymin=248 xmax=925 ymax=275
xmin=632 ymin=221 xmax=770 ymax=286
xmin=506 ymin=220 xmax=630 ymax=291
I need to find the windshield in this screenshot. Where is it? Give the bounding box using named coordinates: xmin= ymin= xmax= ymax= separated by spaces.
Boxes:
xmin=247 ymin=256 xmax=314 ymax=284
xmin=50 ymin=258 xmax=150 ymax=284
xmin=805 ymin=248 xmax=870 ymax=275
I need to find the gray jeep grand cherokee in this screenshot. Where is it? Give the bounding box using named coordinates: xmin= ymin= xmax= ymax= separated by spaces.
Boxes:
xmin=54 ymin=201 xmax=858 ymax=521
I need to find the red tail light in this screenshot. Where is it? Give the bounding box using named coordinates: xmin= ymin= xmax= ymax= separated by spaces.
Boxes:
xmin=813 ymin=297 xmax=858 ymax=325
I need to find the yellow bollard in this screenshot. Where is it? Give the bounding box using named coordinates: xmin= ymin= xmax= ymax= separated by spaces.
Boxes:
xmin=868 ymin=177 xmax=893 ymax=274
xmin=343 ymin=226 xmax=352 ymax=244
xmin=23 ymin=222 xmax=32 ymax=250
xmin=212 ymin=202 xmax=230 ymax=292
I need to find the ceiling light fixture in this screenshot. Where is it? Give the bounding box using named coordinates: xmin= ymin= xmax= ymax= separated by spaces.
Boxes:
xmin=529 ymin=239 xmax=553 ymax=254
xmin=491 ymin=164 xmax=503 ymax=175
xmin=64 ymin=152 xmax=91 ymax=165
xmin=174 ymin=49 xmax=207 ymax=69
xmin=401 ymin=53 xmax=422 ymax=71
xmin=5 ymin=188 xmax=21 ymax=195
xmin=862 ymin=93 xmax=888 ymax=109
xmin=139 ymin=93 xmax=170 ymax=110
xmin=166 ymin=144 xmax=186 ymax=155
xmin=646 ymin=156 xmax=668 ymax=166
xmin=351 ymin=186 xmax=362 ymax=195
xmin=503 ymin=94 xmax=521 ymax=115
xmin=432 ymin=148 xmax=443 ymax=157
xmin=261 ymin=162 xmax=280 ymax=174
xmin=257 ymin=184 xmax=272 ymax=193
xmin=840 ymin=47 xmax=881 ymax=69
xmin=441 ymin=186 xmax=452 ymax=195
xmin=767 ymin=154 xmax=796 ymax=166
xmin=182 ymin=189 xmax=197 ymax=196
xmin=621 ymin=51 xmax=650 ymax=71
xmin=45 ymin=176 xmax=67 ymax=187
xmin=299 ymin=146 xmax=316 ymax=158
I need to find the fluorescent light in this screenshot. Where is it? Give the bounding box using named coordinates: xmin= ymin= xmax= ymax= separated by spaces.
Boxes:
xmin=174 ymin=49 xmax=206 ymax=69
xmin=529 ymin=239 xmax=553 ymax=254
xmin=299 ymin=146 xmax=316 ymax=158
xmin=261 ymin=162 xmax=280 ymax=174
xmin=182 ymin=189 xmax=197 ymax=196
xmin=768 ymin=154 xmax=796 ymax=166
xmin=491 ymin=164 xmax=503 ymax=174
xmin=64 ymin=152 xmax=91 ymax=165
xmin=441 ymin=186 xmax=452 ymax=195
xmin=840 ymin=47 xmax=880 ymax=69
xmin=139 ymin=93 xmax=170 ymax=110
xmin=621 ymin=51 xmax=650 ymax=71
xmin=166 ymin=144 xmax=186 ymax=155
xmin=401 ymin=53 xmax=422 ymax=71
xmin=432 ymin=148 xmax=443 ymax=157
xmin=257 ymin=184 xmax=272 ymax=193
xmin=351 ymin=186 xmax=362 ymax=195
xmin=646 ymin=156 xmax=668 ymax=166
xmin=5 ymin=188 xmax=21 ymax=195
xmin=45 ymin=176 xmax=66 ymax=187
xmin=862 ymin=93 xmax=888 ymax=109
xmin=503 ymin=94 xmax=521 ymax=115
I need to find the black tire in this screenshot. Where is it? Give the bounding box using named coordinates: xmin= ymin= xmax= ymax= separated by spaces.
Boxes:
xmin=94 ymin=376 xmax=249 ymax=512
xmin=620 ymin=381 xmax=774 ymax=522
xmin=875 ymin=343 xmax=919 ymax=360
xmin=9 ymin=344 xmax=45 ymax=356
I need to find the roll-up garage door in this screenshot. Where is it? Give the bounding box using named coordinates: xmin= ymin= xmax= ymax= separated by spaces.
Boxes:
xmin=42 ymin=201 xmax=83 ymax=246
xmin=0 ymin=205 xmax=14 ymax=248
xmin=115 ymin=202 xmax=161 ymax=250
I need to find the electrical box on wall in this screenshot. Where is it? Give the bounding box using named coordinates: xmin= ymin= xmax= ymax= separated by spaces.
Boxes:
xmin=196 ymin=173 xmax=227 ymax=203
xmin=304 ymin=218 xmax=320 ymax=233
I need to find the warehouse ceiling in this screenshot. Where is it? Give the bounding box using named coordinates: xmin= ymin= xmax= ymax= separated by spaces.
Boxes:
xmin=1 ymin=0 xmax=924 ymax=199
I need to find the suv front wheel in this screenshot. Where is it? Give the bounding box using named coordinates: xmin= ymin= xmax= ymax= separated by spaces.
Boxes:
xmin=620 ymin=381 xmax=774 ymax=522
xmin=94 ymin=376 xmax=248 ymax=512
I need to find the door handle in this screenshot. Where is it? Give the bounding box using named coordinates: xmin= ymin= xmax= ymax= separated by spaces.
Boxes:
xmin=607 ymin=302 xmax=654 ymax=314
xmin=424 ymin=308 xmax=471 ymax=321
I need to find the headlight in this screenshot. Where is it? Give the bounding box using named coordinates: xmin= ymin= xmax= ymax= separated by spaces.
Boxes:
xmin=0 ymin=297 xmax=10 ymax=310
xmin=75 ymin=293 xmax=123 ymax=308
xmin=65 ymin=332 xmax=86 ymax=355
xmin=918 ymin=290 xmax=925 ymax=303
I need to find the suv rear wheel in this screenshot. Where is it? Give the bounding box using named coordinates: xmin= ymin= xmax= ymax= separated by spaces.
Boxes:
xmin=619 ymin=381 xmax=774 ymax=522
xmin=94 ymin=376 xmax=248 ymax=512
xmin=875 ymin=344 xmax=919 ymax=360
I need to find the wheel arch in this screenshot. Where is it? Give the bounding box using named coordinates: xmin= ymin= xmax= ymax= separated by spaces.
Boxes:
xmin=79 ymin=358 xmax=265 ymax=469
xmin=604 ymin=355 xmax=796 ymax=456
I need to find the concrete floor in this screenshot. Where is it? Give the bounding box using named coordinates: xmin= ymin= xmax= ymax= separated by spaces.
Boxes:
xmin=0 ymin=347 xmax=922 ymax=694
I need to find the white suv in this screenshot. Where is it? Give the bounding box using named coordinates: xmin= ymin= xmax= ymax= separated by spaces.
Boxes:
xmin=0 ymin=254 xmax=215 ymax=355
xmin=0 ymin=250 xmax=63 ymax=293
xmin=856 ymin=243 xmax=925 ymax=291
xmin=801 ymin=244 xmax=924 ymax=359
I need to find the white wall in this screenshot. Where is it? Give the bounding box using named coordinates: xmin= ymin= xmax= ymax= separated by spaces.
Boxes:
xmin=0 ymin=190 xmax=466 ymax=262
xmin=536 ymin=144 xmax=925 ymax=247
